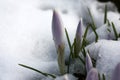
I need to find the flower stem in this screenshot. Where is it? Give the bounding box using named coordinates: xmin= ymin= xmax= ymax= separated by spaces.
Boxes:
xmin=57 ymin=44 xmax=66 ymax=75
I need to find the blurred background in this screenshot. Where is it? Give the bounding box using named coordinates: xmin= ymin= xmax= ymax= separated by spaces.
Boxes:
xmin=98 ymin=0 xmax=120 ymax=12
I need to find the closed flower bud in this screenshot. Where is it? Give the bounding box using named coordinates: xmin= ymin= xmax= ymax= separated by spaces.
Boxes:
xmin=86 ymin=68 xmax=99 ymax=80
xmin=74 ymin=19 xmax=83 ymax=57
xmin=52 ymin=10 xmax=66 ymax=74
xmin=86 ymin=53 xmax=93 ymax=73
xmin=52 ymin=10 xmax=64 ymax=48
xmin=76 ymin=18 xmax=83 ymax=43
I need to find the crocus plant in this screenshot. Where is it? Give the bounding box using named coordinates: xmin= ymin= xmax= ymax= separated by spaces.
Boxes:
xmin=52 ymin=10 xmax=66 ymax=74
xmin=19 ymin=7 xmax=120 ymax=80
xmin=86 ymin=68 xmax=99 ymax=80
xmin=74 ymin=19 xmax=83 ymax=57
xmin=86 ymin=53 xmax=93 ymax=73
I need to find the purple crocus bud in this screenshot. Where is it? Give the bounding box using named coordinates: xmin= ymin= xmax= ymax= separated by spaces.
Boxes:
xmin=74 ymin=18 xmax=83 ymax=57
xmin=111 ymin=63 xmax=120 ymax=80
xmin=52 ymin=10 xmax=64 ymax=49
xmin=86 ymin=68 xmax=99 ymax=80
xmin=86 ymin=53 xmax=93 ymax=73
xmin=76 ymin=18 xmax=83 ymax=42
xmin=52 ymin=10 xmax=66 ymax=74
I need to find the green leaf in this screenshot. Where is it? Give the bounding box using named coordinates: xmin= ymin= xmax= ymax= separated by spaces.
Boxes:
xmin=89 ymin=24 xmax=98 ymax=42
xmin=78 ymin=56 xmax=85 ymax=65
xmin=65 ymin=28 xmax=74 ymax=57
xmin=73 ymin=37 xmax=82 ymax=58
xmin=67 ymin=54 xmax=71 ymax=73
xmin=102 ymin=74 xmax=106 ymax=80
xmin=82 ymin=47 xmax=86 ymax=58
xmin=65 ymin=28 xmax=72 ymax=49
xmin=65 ymin=28 xmax=74 ymax=73
xmin=111 ymin=22 xmax=118 ymax=40
xmin=73 ymin=38 xmax=79 ymax=58
xmin=104 ymin=5 xmax=107 ymax=24
xmin=81 ymin=25 xmax=89 ymax=48
xmin=98 ymin=73 xmax=101 ymax=80
xmin=107 ymin=28 xmax=111 ymax=33
xmin=19 ymin=64 xmax=56 ymax=78
xmin=107 ymin=19 xmax=111 ymax=26
xmin=67 ymin=42 xmax=75 ymax=73
xmin=88 ymin=8 xmax=98 ymax=42
xmin=88 ymin=8 xmax=96 ymax=30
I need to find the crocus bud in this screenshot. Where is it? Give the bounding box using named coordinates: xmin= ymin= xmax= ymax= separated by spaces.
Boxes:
xmin=111 ymin=63 xmax=120 ymax=80
xmin=74 ymin=19 xmax=83 ymax=57
xmin=52 ymin=10 xmax=66 ymax=74
xmin=86 ymin=53 xmax=93 ymax=73
xmin=52 ymin=10 xmax=64 ymax=49
xmin=86 ymin=68 xmax=99 ymax=80
xmin=76 ymin=18 xmax=83 ymax=42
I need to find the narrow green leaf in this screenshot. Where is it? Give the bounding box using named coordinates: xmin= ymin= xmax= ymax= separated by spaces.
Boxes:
xmin=73 ymin=38 xmax=77 ymax=58
xmin=89 ymin=24 xmax=98 ymax=42
xmin=107 ymin=19 xmax=111 ymax=26
xmin=81 ymin=25 xmax=89 ymax=48
xmin=111 ymin=22 xmax=118 ymax=40
xmin=71 ymin=43 xmax=75 ymax=58
xmin=82 ymin=47 xmax=86 ymax=58
xmin=65 ymin=28 xmax=74 ymax=57
xmin=118 ymin=33 xmax=120 ymax=38
xmin=102 ymin=74 xmax=106 ymax=80
xmin=98 ymin=73 xmax=101 ymax=80
xmin=83 ymin=26 xmax=89 ymax=40
xmin=104 ymin=5 xmax=107 ymax=24
xmin=107 ymin=28 xmax=111 ymax=33
xmin=19 ymin=64 xmax=56 ymax=78
xmin=67 ymin=54 xmax=71 ymax=73
xmin=67 ymin=51 xmax=74 ymax=73
xmin=78 ymin=56 xmax=85 ymax=65
xmin=65 ymin=28 xmax=75 ymax=73
xmin=65 ymin=28 xmax=72 ymax=49
xmin=88 ymin=8 xmax=96 ymax=30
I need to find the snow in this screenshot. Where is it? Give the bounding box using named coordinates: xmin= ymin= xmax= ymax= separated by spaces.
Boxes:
xmin=86 ymin=11 xmax=120 ymax=43
xmin=0 ymin=0 xmax=120 ymax=80
xmin=86 ymin=40 xmax=120 ymax=80
xmin=55 ymin=74 xmax=77 ymax=80
xmin=0 ymin=0 xmax=79 ymax=80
